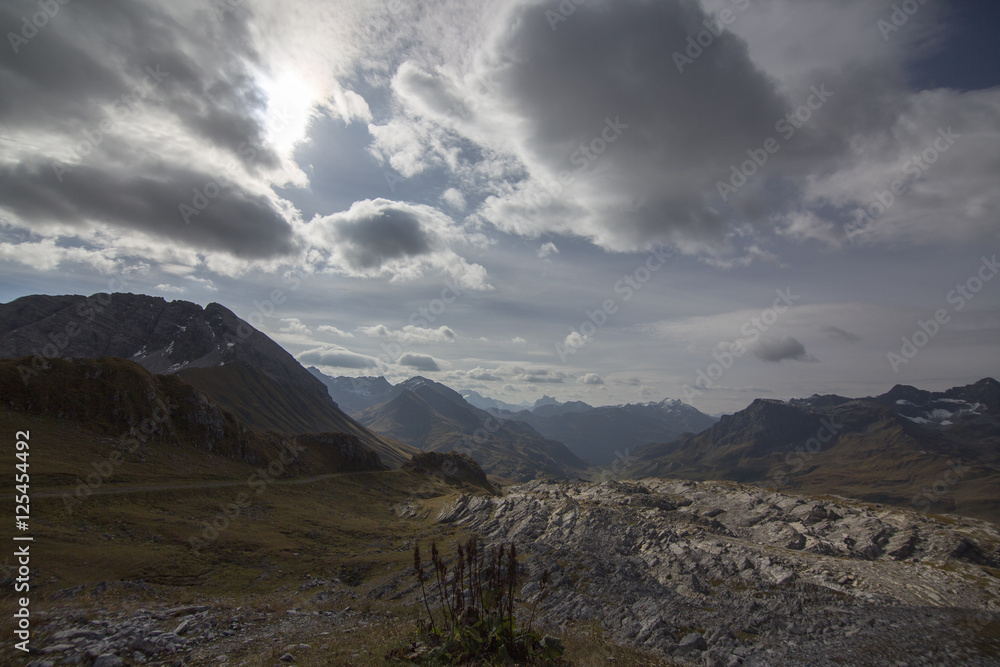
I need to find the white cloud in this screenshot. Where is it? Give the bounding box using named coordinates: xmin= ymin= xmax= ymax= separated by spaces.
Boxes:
xmin=297 ymin=345 xmax=381 ymax=370
xmin=538 ymin=242 xmax=559 ymax=259
xmin=317 ymin=325 xmax=354 ymax=338
xmin=358 ymin=324 xmax=458 ymax=344
xmin=184 ymin=276 xmax=219 ymax=291
xmin=279 ymin=318 xmax=312 ymax=336
xmin=441 ymin=187 xmax=467 ymax=211
xmin=466 ymin=367 xmax=503 ymax=382
xmin=578 ymin=373 xmax=604 ymax=385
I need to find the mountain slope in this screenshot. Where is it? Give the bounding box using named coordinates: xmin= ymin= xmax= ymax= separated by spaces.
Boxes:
xmin=0 ymin=293 xmax=417 ymax=467
xmin=499 ymin=398 xmax=718 ymax=465
xmin=306 ymin=370 xmax=395 ymax=416
xmin=358 ymin=376 xmax=588 ymax=482
xmin=0 ymin=356 xmax=387 ymax=489
xmin=631 ymin=380 xmax=1000 ymax=521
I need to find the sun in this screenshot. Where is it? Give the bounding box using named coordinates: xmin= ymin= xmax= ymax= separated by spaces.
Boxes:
xmin=258 ymin=71 xmax=317 ymax=153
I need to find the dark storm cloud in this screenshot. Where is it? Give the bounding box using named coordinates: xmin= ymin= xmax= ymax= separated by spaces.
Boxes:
xmin=751 ymin=336 xmax=818 ymax=363
xmin=487 ymin=0 xmax=793 ymax=241
xmin=335 ymin=207 xmax=434 ymax=269
xmin=0 ymin=0 xmax=288 ymax=257
xmin=0 ymin=158 xmax=295 ymax=258
xmin=0 ymin=0 xmax=278 ymax=167
xmin=448 ymin=0 xmax=928 ymax=253
xmin=398 ymin=352 xmax=441 ymax=372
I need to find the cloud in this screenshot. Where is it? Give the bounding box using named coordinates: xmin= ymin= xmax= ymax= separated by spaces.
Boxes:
xmin=0 ymin=238 xmax=120 ymax=273
xmin=0 ymin=0 xmax=305 ymax=264
xmin=382 ymin=0 xmax=1000 ymax=261
xmin=441 ymin=187 xmax=467 ymax=211
xmin=398 ymin=352 xmax=441 ymax=372
xmin=358 ymin=324 xmax=457 ymax=344
xmin=154 ymin=283 xmax=186 ymax=294
xmin=466 ymin=367 xmax=502 ymax=382
xmin=184 ymin=276 xmax=218 ymax=291
xmin=561 ymin=331 xmax=589 ymax=350
xmin=279 ymin=318 xmax=312 ymax=336
xmin=297 ymin=345 xmax=380 ymax=369
xmin=514 ymin=368 xmax=570 ymax=384
xmin=578 ymin=373 xmax=604 ymax=385
xmin=510 ymin=336 xmax=527 ymax=345
xmin=751 ymin=337 xmax=818 ymax=363
xmin=538 ymin=242 xmax=559 ymax=259
xmin=822 ymin=325 xmax=861 ymax=343
xmin=317 ymin=325 xmax=354 ymax=338
xmin=303 ymin=199 xmax=491 ymax=289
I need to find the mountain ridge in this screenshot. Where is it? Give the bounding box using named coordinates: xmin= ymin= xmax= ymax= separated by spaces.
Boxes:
xmin=0 ymin=293 xmax=417 ymax=467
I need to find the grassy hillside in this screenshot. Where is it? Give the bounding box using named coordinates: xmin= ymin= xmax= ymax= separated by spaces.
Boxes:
xmin=179 ymin=362 xmax=418 ymax=468
xmin=632 ymin=400 xmax=999 ymax=522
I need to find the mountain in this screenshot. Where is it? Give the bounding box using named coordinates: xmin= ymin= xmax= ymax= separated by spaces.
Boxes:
xmin=630 ymin=380 xmax=1000 ymax=520
xmin=0 ymin=293 xmax=417 ymax=467
xmin=306 ymin=370 xmax=394 ymax=416
xmin=529 ymin=399 xmax=592 ymax=418
xmin=532 ymin=394 xmax=559 ymax=410
xmin=356 ymin=376 xmax=588 ymax=481
xmin=0 ymin=356 xmax=387 ymax=488
xmin=497 ymin=398 xmax=718 ymax=466
xmin=459 ymin=389 xmax=528 ymax=413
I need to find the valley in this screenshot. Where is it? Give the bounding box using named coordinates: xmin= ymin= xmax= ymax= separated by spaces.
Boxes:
xmin=1 ymin=292 xmax=997 ymax=666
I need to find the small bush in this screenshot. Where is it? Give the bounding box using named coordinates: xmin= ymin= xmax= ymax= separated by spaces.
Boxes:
xmin=388 ymin=536 xmax=564 ymax=665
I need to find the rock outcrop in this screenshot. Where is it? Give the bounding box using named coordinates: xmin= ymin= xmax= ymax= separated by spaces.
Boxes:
xmin=439 ymin=478 xmax=1000 ymax=666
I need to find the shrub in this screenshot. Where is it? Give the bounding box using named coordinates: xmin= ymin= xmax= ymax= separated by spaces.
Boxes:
xmin=388 ymin=536 xmax=564 ymax=665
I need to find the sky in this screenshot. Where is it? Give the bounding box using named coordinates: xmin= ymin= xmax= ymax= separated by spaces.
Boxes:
xmin=1 ymin=0 xmax=998 ymax=414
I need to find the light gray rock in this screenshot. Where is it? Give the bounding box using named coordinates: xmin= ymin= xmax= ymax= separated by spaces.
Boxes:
xmin=436 ymin=478 xmax=1000 ymax=665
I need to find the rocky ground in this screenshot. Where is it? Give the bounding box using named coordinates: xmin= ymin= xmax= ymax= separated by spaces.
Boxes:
xmin=20 ymin=596 xmax=399 ymax=666
xmin=13 ymin=477 xmax=1000 ymax=666
xmin=437 ymin=478 xmax=1000 ymax=666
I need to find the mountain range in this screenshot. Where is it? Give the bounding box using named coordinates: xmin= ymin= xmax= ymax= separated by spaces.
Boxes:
xmin=2 ymin=292 xmax=997 ymax=521
xmin=0 ymin=293 xmax=417 ymax=467
xmin=349 ymin=375 xmax=587 ymax=482
xmin=311 ymin=371 xmax=720 ymax=467
xmin=629 ymin=379 xmax=1000 ymax=520
xmin=492 ymin=397 xmax=718 ymax=465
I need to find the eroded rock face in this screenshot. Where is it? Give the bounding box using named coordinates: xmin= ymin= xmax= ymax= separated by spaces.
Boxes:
xmin=439 ymin=479 xmax=1000 ymax=666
